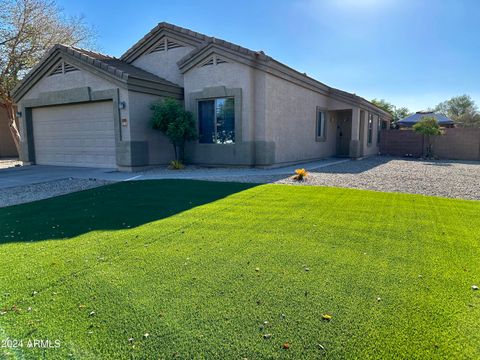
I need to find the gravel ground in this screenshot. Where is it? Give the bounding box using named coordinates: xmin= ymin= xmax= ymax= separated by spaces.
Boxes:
xmin=1 ymin=157 xmax=478 ymax=206
xmin=0 ymin=159 xmax=22 ymax=169
xmin=0 ymin=178 xmax=113 ymax=208
xmin=275 ymin=157 xmax=480 ymax=200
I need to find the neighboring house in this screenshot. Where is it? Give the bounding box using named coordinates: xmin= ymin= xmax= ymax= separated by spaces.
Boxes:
xmin=13 ymin=22 xmax=391 ymax=170
xmin=398 ymin=111 xmax=455 ymax=128
xmin=0 ymin=103 xmax=19 ymax=158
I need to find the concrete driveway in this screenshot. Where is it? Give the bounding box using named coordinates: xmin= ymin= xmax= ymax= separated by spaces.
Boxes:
xmin=0 ymin=165 xmax=121 ymax=189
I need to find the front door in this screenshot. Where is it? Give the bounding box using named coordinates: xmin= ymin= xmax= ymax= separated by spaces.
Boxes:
xmin=336 ymin=111 xmax=352 ymax=156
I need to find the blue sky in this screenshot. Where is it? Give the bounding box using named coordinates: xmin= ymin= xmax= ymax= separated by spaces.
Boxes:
xmin=58 ymin=0 xmax=480 ymax=111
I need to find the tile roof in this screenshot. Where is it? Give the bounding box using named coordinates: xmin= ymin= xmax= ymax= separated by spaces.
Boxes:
xmin=398 ymin=112 xmax=454 ymax=125
xmin=64 ymin=45 xmax=179 ymax=86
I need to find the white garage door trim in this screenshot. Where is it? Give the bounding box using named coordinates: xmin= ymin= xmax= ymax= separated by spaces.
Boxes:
xmin=32 ymin=101 xmax=116 ymax=168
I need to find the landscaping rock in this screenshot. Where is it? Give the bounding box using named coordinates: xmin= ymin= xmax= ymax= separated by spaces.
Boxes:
xmin=1 ymin=179 xmax=113 ymax=208
xmin=275 ymin=157 xmax=480 ymax=201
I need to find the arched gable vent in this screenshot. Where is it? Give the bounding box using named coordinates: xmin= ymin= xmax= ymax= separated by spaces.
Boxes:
xmin=150 ymin=37 xmax=184 ymax=53
xmin=200 ymin=55 xmax=229 ymax=67
xmin=48 ymin=61 xmax=79 ymax=76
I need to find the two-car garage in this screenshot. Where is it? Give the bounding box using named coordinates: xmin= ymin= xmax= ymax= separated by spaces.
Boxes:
xmin=32 ymin=101 xmax=116 ymax=168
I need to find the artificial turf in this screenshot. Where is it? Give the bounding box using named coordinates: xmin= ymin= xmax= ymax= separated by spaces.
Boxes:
xmin=0 ymin=180 xmax=479 ymax=359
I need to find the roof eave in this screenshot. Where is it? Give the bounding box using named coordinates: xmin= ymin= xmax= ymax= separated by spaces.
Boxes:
xmin=126 ymin=76 xmax=183 ymax=99
xmin=12 ymin=47 xmax=130 ymax=102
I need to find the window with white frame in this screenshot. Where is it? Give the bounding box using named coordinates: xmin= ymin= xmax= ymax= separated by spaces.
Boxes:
xmin=198 ymin=98 xmax=235 ymax=144
xmin=316 ymin=108 xmax=327 ymax=140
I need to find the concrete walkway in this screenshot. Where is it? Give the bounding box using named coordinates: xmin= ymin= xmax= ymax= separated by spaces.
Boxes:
xmin=0 ymin=158 xmax=350 ymax=189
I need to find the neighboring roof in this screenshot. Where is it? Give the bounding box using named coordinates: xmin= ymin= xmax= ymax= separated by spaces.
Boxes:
xmin=398 ymin=111 xmax=454 ymax=126
xmin=13 ymin=44 xmax=183 ymax=102
xmin=121 ymin=22 xmax=391 ymax=119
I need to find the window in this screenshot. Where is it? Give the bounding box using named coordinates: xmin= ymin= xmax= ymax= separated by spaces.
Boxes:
xmin=316 ymin=108 xmax=327 ymax=141
xmin=367 ymin=113 xmax=373 ymax=145
xmin=377 ymin=117 xmax=382 ymax=144
xmin=198 ymin=98 xmax=235 ymax=144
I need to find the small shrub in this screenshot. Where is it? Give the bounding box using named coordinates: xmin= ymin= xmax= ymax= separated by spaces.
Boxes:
xmin=293 ymin=168 xmax=308 ymax=181
xmin=413 ymin=116 xmax=443 ymax=158
xmin=169 ymin=160 xmax=185 ymax=170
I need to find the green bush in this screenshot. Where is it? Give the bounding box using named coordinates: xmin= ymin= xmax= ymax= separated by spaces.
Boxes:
xmin=151 ymin=98 xmax=197 ymax=161
xmin=413 ymin=116 xmax=442 ymax=158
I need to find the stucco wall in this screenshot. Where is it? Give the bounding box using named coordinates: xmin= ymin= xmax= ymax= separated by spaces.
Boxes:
xmin=127 ymin=91 xmax=173 ymax=165
xmin=22 ymin=66 xmax=117 ymax=100
xmin=265 ymin=74 xmax=341 ymax=164
xmin=132 ymin=46 xmax=194 ymax=86
xmin=380 ymin=128 xmax=480 ymax=160
xmin=183 ymin=60 xmax=263 ymax=166
xmin=17 ymin=64 xmax=131 ymax=164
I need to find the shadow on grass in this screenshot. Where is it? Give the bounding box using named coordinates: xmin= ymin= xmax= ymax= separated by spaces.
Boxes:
xmin=0 ymin=179 xmax=258 ymax=244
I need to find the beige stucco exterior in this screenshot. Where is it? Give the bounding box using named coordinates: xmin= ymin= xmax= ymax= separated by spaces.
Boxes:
xmin=179 ymin=59 xmax=384 ymax=166
xmin=265 ymin=73 xmax=336 ymax=164
xmin=127 ymin=91 xmax=174 ymax=165
xmin=132 ymin=46 xmax=194 ymax=86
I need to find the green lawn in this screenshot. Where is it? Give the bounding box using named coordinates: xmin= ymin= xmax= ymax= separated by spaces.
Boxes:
xmin=0 ymin=180 xmax=479 ymax=359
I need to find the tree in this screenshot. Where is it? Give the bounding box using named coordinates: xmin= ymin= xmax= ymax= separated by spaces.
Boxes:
xmin=394 ymin=107 xmax=411 ymax=123
xmin=435 ymin=95 xmax=480 ymax=128
xmin=151 ymin=98 xmax=197 ymax=162
xmin=371 ymin=98 xmax=412 ymax=127
xmin=371 ymin=98 xmax=395 ymax=115
xmin=413 ymin=116 xmax=442 ymax=158
xmin=454 ymin=109 xmax=480 ymax=128
xmin=0 ymin=0 xmax=95 ymax=153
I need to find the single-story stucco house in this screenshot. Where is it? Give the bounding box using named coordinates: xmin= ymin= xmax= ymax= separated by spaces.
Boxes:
xmin=398 ymin=111 xmax=455 ymax=128
xmin=13 ymin=22 xmax=391 ymax=170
